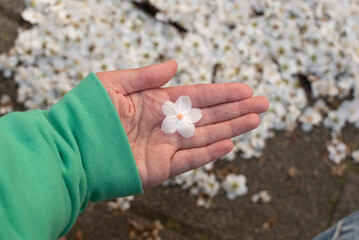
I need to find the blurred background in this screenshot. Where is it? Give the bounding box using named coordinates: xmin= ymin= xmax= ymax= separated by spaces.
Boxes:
xmin=1 ymin=0 xmax=359 ymax=239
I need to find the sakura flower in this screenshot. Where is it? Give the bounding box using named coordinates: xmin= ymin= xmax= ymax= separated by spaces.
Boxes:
xmin=337 ymin=77 xmax=354 ymax=98
xmin=222 ymin=174 xmax=248 ymax=200
xmin=222 ymin=142 xmax=239 ymax=161
xmin=240 ymin=141 xmax=262 ymax=159
xmin=299 ymin=107 xmax=322 ymax=132
xmin=339 ymin=100 xmax=359 ymax=124
xmin=0 ymin=94 xmax=13 ymax=115
xmin=21 ymin=8 xmax=43 ymax=24
xmin=285 ymin=105 xmax=301 ymax=131
xmin=313 ymin=99 xmax=329 ymax=114
xmin=196 ymin=197 xmax=212 ymax=209
xmin=327 ymin=140 xmax=348 ymax=164
xmin=251 ymin=127 xmax=267 ymax=150
xmin=203 ymin=161 xmax=214 ymax=171
xmin=0 ymin=94 xmax=11 ymax=105
xmin=107 ymin=196 xmax=134 ymax=211
xmin=323 ymin=110 xmax=347 ymax=132
xmin=351 ymin=149 xmax=359 ymax=164
xmin=0 ymin=54 xmax=18 ymax=77
xmin=161 ymin=95 xmax=202 ymax=138
xmin=202 ymin=174 xmax=220 ymax=197
xmin=312 ymin=79 xmax=339 ymax=98
xmin=251 ymin=190 xmax=271 ymax=203
xmin=278 ymin=57 xmax=298 ymax=77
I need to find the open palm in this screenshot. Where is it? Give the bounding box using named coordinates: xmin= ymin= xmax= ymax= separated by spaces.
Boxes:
xmin=96 ymin=60 xmax=269 ymax=189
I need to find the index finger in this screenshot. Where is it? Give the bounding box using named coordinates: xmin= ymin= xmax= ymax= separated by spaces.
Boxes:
xmin=165 ymin=83 xmax=253 ymax=108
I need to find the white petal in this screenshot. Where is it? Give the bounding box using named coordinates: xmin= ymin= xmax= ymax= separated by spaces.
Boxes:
xmin=174 ymin=95 xmax=192 ymax=113
xmin=162 ymin=101 xmax=175 ymax=116
xmin=226 ymin=191 xmax=237 ymax=200
xmin=176 ymin=118 xmax=195 ymax=138
xmin=187 ymin=108 xmax=202 ymax=123
xmin=161 ymin=116 xmax=177 ymax=134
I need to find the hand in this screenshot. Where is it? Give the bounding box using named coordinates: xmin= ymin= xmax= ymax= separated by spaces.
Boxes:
xmin=96 ymin=60 xmax=269 ymax=189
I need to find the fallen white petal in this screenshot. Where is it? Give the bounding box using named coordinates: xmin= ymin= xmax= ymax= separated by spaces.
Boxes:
xmin=174 ymin=95 xmax=192 ymax=113
xmin=176 ymin=118 xmax=195 ymax=138
xmin=188 ymin=108 xmax=202 ymax=123
xmin=161 ymin=115 xmax=177 ymax=134
xmin=226 ymin=192 xmax=236 ymax=200
xmin=162 ymin=101 xmax=175 ymax=116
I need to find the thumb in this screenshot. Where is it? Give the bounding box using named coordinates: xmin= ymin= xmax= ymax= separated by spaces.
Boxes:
xmin=96 ymin=60 xmax=178 ymax=95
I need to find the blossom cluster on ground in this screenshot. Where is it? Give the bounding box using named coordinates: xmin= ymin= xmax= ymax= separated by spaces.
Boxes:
xmin=1 ymin=0 xmax=359 ymax=209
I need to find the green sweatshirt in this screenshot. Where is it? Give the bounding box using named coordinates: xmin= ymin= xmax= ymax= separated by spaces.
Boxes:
xmin=0 ymin=73 xmax=143 ymax=239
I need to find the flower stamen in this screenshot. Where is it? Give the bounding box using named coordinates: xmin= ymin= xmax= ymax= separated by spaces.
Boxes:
xmin=176 ymin=112 xmax=184 ymax=120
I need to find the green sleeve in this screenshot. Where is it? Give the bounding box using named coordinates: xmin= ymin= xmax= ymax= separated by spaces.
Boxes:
xmin=0 ymin=73 xmax=143 ymax=240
